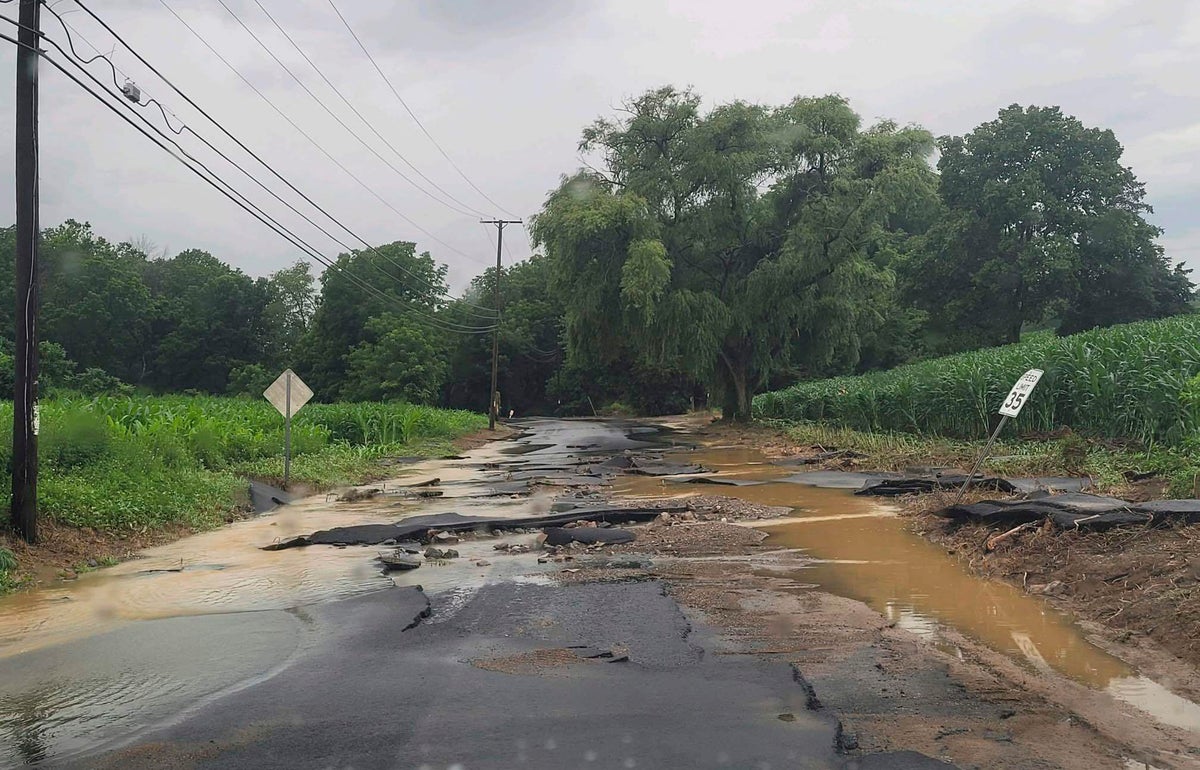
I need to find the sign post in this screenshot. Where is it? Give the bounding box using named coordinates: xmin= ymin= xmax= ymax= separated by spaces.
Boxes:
xmin=952 ymin=369 xmax=1043 ymax=507
xmin=263 ymin=369 xmax=313 ymax=488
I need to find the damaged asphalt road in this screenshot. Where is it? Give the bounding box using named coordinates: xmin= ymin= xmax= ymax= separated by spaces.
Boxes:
xmin=4 ymin=418 xmax=986 ymax=768
xmin=86 ymin=581 xmax=950 ymax=770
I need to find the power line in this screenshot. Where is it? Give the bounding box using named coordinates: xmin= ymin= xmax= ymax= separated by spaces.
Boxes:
xmin=210 ymin=0 xmax=478 ymax=219
xmin=40 ymin=7 xmax=497 ymax=325
xmin=325 ymin=0 xmax=517 ymax=219
xmin=246 ymin=0 xmax=489 ymax=219
xmin=123 ymin=0 xmax=492 ymax=272
xmin=0 ymin=23 xmax=494 ymax=336
xmin=62 ymin=0 xmax=498 ymax=317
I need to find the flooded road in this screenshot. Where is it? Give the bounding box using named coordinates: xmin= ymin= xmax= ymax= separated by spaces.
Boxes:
xmin=616 ymin=445 xmax=1200 ymax=735
xmin=0 ymin=419 xmax=662 ymax=766
xmin=0 ymin=418 xmax=1197 ymax=767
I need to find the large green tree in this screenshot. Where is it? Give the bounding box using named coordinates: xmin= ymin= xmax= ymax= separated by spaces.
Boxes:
xmin=903 ymin=105 xmax=1192 ymax=348
xmin=262 ymin=260 xmax=317 ymax=366
xmin=37 ymin=221 xmax=154 ymax=384
xmin=533 ymin=88 xmax=935 ymax=420
xmin=297 ymin=241 xmax=451 ymax=401
xmin=144 ymin=249 xmax=273 ymax=392
xmin=342 ymin=313 xmax=448 ymax=404
xmin=442 ymin=255 xmax=565 ymax=415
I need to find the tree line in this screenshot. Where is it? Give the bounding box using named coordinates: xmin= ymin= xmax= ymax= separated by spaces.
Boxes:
xmin=1 ymin=90 xmax=1192 ymax=420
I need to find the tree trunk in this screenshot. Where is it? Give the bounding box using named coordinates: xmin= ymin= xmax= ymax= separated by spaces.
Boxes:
xmin=1007 ymin=321 xmax=1022 ymax=345
xmin=718 ymin=350 xmax=753 ymax=422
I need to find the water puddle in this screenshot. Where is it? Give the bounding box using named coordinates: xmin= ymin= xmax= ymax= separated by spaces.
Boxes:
xmin=616 ymin=445 xmax=1200 ymax=734
xmin=0 ymin=442 xmax=559 ymax=660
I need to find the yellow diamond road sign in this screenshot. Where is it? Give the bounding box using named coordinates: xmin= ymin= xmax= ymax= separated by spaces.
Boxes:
xmin=263 ymin=369 xmax=313 ymax=418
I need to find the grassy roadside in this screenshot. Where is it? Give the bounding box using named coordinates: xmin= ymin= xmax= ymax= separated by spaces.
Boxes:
xmin=759 ymin=418 xmax=1200 ymax=498
xmin=0 ymin=396 xmax=490 ymax=592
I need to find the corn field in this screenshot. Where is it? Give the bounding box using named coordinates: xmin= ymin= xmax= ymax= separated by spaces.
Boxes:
xmin=754 ymin=315 xmax=1200 ymax=446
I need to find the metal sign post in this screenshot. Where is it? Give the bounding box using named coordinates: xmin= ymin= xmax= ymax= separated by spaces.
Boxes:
xmin=953 ymin=369 xmax=1044 ymax=507
xmin=284 ymin=372 xmax=292 ymax=487
xmin=263 ymin=369 xmax=313 ymax=489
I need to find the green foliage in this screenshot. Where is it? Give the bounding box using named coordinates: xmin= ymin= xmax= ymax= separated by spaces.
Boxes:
xmin=342 ymin=314 xmax=447 ymax=404
xmin=298 ymin=242 xmax=454 ymax=401
xmin=226 ymin=364 xmax=274 ymax=398
xmin=40 ymin=409 xmax=113 ymax=471
xmin=0 ymin=547 xmax=16 ymax=593
xmin=755 ymin=314 xmax=1200 ymax=446
xmin=442 ymin=255 xmax=569 ymax=416
xmin=902 ymin=105 xmax=1193 ymax=349
xmin=534 ymin=87 xmax=938 ymax=420
xmin=263 ymin=260 xmax=317 ymax=365
xmin=0 ymin=395 xmax=485 ymax=532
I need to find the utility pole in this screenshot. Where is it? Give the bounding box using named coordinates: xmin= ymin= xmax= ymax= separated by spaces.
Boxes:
xmin=480 ymin=218 xmax=520 ymax=430
xmin=11 ymin=0 xmax=40 ymax=543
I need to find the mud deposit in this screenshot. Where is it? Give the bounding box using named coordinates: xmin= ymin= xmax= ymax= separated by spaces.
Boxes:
xmin=613 ymin=441 xmax=1200 ymax=768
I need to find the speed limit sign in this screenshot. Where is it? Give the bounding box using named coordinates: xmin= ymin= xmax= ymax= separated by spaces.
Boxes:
xmin=998 ymin=369 xmax=1044 ymax=418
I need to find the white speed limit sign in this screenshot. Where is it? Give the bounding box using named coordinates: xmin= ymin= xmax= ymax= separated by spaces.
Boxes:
xmin=998 ymin=369 xmax=1044 ymax=418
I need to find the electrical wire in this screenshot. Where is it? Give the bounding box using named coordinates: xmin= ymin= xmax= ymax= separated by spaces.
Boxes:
xmin=210 ymin=0 xmax=478 ymax=219
xmin=325 ymin=0 xmax=517 ymax=219
xmin=0 ymin=23 xmax=495 ymax=336
xmin=82 ymin=0 xmax=491 ymax=275
xmin=40 ymin=6 xmax=498 ymax=325
xmin=247 ymin=0 xmax=490 ymax=220
xmin=61 ymin=0 xmax=499 ymax=316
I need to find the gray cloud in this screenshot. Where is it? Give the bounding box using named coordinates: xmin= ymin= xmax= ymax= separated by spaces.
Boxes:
xmin=1 ymin=0 xmax=1197 ymax=293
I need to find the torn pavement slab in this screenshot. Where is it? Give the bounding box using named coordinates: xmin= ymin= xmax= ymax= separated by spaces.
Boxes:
xmin=543 ymin=526 xmax=636 ymax=546
xmin=937 ymin=491 xmax=1200 ymax=531
xmin=262 ymin=505 xmax=686 ymax=550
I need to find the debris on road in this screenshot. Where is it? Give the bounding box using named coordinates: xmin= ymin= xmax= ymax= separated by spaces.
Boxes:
xmin=938 ymin=491 xmax=1200 ymax=531
xmin=338 ymin=487 xmax=381 ymax=503
xmin=377 ymin=551 xmax=421 ymax=571
xmin=262 ymin=505 xmax=687 ymax=550
xmin=543 ymin=526 xmax=635 ymax=546
xmin=423 ymin=547 xmax=459 ymax=560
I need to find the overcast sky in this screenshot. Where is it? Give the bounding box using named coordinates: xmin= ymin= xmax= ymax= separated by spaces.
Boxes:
xmin=1 ymin=0 xmax=1197 ymax=292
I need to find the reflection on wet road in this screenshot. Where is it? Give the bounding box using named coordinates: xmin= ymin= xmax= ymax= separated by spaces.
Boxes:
xmin=0 ymin=419 xmax=662 ymax=765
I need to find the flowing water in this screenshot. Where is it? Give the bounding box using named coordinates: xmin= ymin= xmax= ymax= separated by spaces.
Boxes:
xmin=0 ymin=421 xmax=1197 ymax=765
xmin=615 ymin=445 xmax=1200 ymax=734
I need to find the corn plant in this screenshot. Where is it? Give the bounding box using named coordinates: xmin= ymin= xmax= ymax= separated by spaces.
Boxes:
xmin=754 ymin=315 xmax=1200 ymax=445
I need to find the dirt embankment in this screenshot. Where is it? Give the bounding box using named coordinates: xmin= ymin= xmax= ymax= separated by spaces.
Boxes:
xmin=907 ymin=492 xmax=1200 ymax=670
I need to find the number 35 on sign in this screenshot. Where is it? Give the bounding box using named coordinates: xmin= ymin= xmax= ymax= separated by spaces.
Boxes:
xmin=999 ymin=369 xmax=1044 ymax=418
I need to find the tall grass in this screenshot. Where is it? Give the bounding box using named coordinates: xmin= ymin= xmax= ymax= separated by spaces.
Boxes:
xmin=754 ymin=315 xmax=1200 ymax=446
xmin=0 ymin=396 xmax=486 ymax=532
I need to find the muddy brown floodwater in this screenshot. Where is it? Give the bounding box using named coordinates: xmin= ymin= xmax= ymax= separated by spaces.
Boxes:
xmin=0 ymin=442 xmax=555 ymax=661
xmin=616 ymin=445 xmax=1200 ymax=736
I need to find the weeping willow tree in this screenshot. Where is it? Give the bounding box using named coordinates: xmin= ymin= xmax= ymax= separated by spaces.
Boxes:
xmin=532 ymin=87 xmax=936 ymax=420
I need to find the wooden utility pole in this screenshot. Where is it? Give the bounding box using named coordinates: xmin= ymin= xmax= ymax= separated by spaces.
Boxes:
xmin=480 ymin=219 xmax=520 ymax=430
xmin=11 ymin=0 xmax=41 ymax=543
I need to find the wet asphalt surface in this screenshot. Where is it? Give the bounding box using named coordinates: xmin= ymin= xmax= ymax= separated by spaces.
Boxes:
xmin=3 ymin=419 xmax=956 ymax=769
